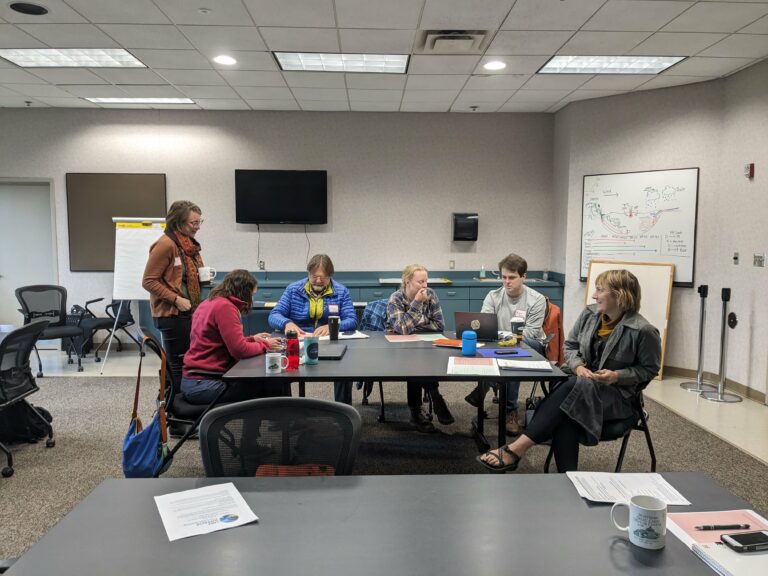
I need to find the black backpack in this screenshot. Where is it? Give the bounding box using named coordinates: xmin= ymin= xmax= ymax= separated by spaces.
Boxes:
xmin=0 ymin=402 xmax=53 ymax=444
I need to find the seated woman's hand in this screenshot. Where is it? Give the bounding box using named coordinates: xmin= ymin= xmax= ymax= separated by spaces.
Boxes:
xmin=592 ymin=369 xmax=619 ymax=385
xmin=266 ymin=338 xmax=284 ymax=351
xmin=254 ymin=332 xmax=272 ymax=340
xmin=313 ymin=325 xmax=330 ymax=337
xmin=574 ymin=365 xmax=596 ymax=379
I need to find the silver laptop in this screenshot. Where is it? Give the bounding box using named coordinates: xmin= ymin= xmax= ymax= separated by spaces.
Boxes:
xmin=454 ymin=312 xmax=498 ymax=341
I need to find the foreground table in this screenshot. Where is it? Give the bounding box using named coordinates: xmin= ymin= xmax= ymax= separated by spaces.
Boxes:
xmin=9 ymin=473 xmax=739 ymax=575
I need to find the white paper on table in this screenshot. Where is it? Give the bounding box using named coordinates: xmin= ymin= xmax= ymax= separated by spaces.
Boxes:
xmin=417 ymin=333 xmax=446 ymax=341
xmin=566 ymin=472 xmax=691 ymax=505
xmin=447 ymin=356 xmax=500 ymax=376
xmin=155 ymin=482 xmax=258 ymax=541
xmin=318 ymin=330 xmax=370 ymax=341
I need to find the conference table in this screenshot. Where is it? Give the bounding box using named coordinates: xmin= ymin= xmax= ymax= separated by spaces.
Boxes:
xmin=7 ymin=473 xmax=742 ymax=575
xmin=224 ymin=331 xmax=567 ymax=448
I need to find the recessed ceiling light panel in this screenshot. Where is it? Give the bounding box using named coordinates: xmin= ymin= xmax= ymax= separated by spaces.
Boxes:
xmin=86 ymin=98 xmax=194 ymax=104
xmin=539 ymin=55 xmax=685 ymax=75
xmin=483 ymin=61 xmax=506 ymax=71
xmin=275 ymin=52 xmax=408 ymax=74
xmin=213 ymin=55 xmax=237 ymax=65
xmin=0 ymin=48 xmax=146 ymax=68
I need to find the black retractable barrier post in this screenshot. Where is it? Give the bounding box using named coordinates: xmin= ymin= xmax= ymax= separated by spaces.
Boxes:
xmin=680 ymin=285 xmax=716 ymax=392
xmin=700 ymin=288 xmax=742 ymax=403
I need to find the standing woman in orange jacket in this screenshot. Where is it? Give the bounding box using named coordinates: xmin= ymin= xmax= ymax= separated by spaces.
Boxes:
xmin=142 ymin=200 xmax=205 ymax=389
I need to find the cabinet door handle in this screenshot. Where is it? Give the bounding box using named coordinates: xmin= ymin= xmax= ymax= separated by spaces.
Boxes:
xmin=372 ymin=291 xmax=383 ymax=297
xmin=446 ymin=291 xmax=457 ymax=296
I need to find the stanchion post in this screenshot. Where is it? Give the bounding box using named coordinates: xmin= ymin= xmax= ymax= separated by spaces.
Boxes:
xmin=700 ymin=288 xmax=742 ymax=403
xmin=680 ymin=284 xmax=716 ymax=393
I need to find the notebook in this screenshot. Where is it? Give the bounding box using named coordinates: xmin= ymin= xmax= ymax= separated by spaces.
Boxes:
xmin=318 ymin=343 xmax=347 ymax=360
xmin=454 ymin=311 xmax=498 ymax=341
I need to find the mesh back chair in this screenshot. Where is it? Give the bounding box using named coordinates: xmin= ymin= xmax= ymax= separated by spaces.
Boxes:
xmin=358 ymin=299 xmax=388 ymax=419
xmin=544 ymin=383 xmax=656 ymax=473
xmin=0 ymin=321 xmax=55 ymax=478
xmin=199 ymin=397 xmax=362 ymax=477
xmin=15 ymin=285 xmax=84 ymax=376
xmin=78 ymin=299 xmax=143 ymax=362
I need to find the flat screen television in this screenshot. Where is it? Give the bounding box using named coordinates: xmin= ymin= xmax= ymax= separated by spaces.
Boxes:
xmin=235 ymin=169 xmax=328 ymax=224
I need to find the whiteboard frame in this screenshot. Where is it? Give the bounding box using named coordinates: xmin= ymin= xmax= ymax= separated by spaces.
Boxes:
xmin=585 ymin=260 xmax=674 ymax=380
xmin=580 ymin=167 xmax=699 ymax=287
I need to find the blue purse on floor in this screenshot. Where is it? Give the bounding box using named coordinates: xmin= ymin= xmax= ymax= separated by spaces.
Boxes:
xmin=122 ymin=337 xmax=170 ymax=478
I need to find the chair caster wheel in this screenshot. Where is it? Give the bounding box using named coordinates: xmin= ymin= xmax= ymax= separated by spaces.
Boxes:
xmin=95 ymin=357 xmax=101 ymax=363
xmin=46 ymin=439 xmax=55 ymax=448
xmin=2 ymin=466 xmax=13 ymax=478
xmin=37 ymin=372 xmax=44 ymax=378
xmin=140 ymin=352 xmax=146 ymax=357
xmin=361 ymin=398 xmax=369 ymax=406
xmin=68 ymin=358 xmax=74 ymax=364
xmin=377 ymin=416 xmax=386 ymax=423
xmin=117 ymin=345 xmax=123 ymax=352
xmin=78 ymin=366 xmax=84 ymax=372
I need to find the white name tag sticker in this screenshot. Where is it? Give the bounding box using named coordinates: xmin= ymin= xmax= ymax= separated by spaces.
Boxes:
xmin=514 ymin=309 xmax=527 ymax=320
xmin=174 ymin=257 xmax=182 ymax=266
xmin=328 ymin=304 xmax=339 ymax=315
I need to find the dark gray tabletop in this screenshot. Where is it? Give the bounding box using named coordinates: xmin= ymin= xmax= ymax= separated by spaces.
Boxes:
xmin=9 ymin=473 xmax=740 ymax=576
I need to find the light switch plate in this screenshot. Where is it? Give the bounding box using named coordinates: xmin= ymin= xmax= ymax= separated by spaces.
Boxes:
xmin=754 ymin=254 xmax=765 ymax=267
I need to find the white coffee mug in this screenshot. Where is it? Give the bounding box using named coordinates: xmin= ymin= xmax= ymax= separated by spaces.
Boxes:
xmin=198 ymin=266 xmax=217 ymax=282
xmin=611 ymin=495 xmax=667 ymax=550
xmin=265 ymin=352 xmax=288 ymax=374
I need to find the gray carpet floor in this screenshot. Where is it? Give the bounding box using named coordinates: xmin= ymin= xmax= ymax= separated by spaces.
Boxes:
xmin=2 ymin=375 xmax=767 ymax=559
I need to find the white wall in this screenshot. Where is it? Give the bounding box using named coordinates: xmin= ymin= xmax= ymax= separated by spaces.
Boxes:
xmin=554 ymin=59 xmax=768 ymax=395
xmin=0 ymin=110 xmax=554 ymax=311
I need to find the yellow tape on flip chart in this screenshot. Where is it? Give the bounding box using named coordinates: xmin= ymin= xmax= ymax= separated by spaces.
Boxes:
xmin=116 ymin=222 xmax=166 ymax=229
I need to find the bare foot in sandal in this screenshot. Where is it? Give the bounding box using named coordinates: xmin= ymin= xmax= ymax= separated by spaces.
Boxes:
xmin=476 ymin=445 xmax=522 ymax=472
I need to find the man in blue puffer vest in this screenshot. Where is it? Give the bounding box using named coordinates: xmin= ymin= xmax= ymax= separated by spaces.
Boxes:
xmin=269 ymin=254 xmax=358 ymax=403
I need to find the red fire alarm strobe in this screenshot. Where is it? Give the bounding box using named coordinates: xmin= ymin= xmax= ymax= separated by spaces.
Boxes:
xmin=744 ymin=163 xmax=755 ymax=178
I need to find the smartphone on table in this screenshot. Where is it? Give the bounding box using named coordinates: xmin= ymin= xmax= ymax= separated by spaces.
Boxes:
xmin=720 ymin=530 xmax=768 ymax=552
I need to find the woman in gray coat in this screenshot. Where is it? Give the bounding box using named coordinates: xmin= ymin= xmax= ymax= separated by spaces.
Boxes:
xmin=478 ymin=269 xmax=661 ymax=472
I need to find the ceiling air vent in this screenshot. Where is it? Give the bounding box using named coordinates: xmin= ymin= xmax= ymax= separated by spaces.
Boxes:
xmin=415 ymin=30 xmax=490 ymax=54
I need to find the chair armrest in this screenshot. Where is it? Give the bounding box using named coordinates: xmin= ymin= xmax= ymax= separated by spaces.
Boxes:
xmin=186 ymin=369 xmax=225 ymax=379
xmin=84 ymin=297 xmax=104 ymax=316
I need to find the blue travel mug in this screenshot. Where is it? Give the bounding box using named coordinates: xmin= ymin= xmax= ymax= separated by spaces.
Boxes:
xmin=461 ymin=330 xmax=477 ymax=356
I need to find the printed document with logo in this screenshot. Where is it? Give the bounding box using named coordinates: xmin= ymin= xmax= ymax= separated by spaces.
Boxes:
xmin=567 ymin=472 xmax=691 ymax=505
xmin=447 ymin=356 xmax=500 ymax=376
xmin=155 ymin=482 xmax=258 ymax=541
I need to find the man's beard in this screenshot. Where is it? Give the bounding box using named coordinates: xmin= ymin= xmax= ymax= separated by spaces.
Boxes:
xmin=311 ymin=284 xmax=326 ymax=294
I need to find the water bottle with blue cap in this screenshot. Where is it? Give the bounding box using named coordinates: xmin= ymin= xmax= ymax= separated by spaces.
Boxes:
xmin=461 ymin=330 xmax=477 ymax=356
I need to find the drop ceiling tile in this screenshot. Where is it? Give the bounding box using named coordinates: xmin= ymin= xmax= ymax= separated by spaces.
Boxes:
xmin=558 ymin=31 xmax=653 ymax=55
xmin=345 ymin=73 xmax=406 ymax=89
xmin=292 ymin=87 xmax=348 ymax=100
xmin=521 ymin=74 xmax=592 ymax=90
xmin=699 ymin=34 xmax=768 ymax=58
xmin=259 ymin=28 xmax=340 ymax=52
xmin=487 ymin=31 xmax=573 ymax=55
xmin=474 ymin=55 xmax=550 ymax=74
xmin=559 ymin=89 xmax=625 ymax=102
xmin=298 ymin=100 xmax=350 ymax=111
xmin=335 ymin=0 xmax=423 ymax=29
xmin=37 ymin=97 xmax=98 ymax=107
xmin=63 ymin=84 xmax=129 ymax=97
xmin=0 ymin=25 xmax=47 ymax=48
xmin=18 ymin=24 xmax=119 ymax=48
xmin=178 ymin=26 xmax=268 ymax=54
xmin=244 ymin=0 xmax=335 ymax=27
xmin=663 ymin=2 xmax=768 ymax=33
xmin=0 ymin=1 xmax=87 ymax=24
xmin=455 ymin=90 xmax=515 ymax=103
xmin=282 ymin=71 xmax=346 ymax=88
xmin=347 ymin=89 xmax=402 ymax=102
xmin=213 ymin=52 xmax=277 ymax=71
xmin=119 ymin=85 xmax=185 ymax=98
xmin=402 ymin=89 xmax=460 ymax=103
xmin=0 ymin=96 xmax=48 ymax=107
xmin=5 ymin=83 xmax=73 ymax=97
xmin=464 ymin=74 xmax=529 ymax=90
xmin=220 ymin=70 xmax=286 ymax=86
xmin=498 ymin=101 xmax=554 ymax=112
xmin=583 ymin=1 xmax=692 ymax=32
xmin=405 ymin=74 xmax=468 ymax=89
xmin=153 ymin=0 xmax=254 ymax=26
xmin=176 ymin=85 xmax=240 ymax=98
xmin=408 ymin=55 xmax=481 ymax=74
xmin=63 ymin=0 xmax=171 ymax=24
xmin=29 ymin=68 xmax=107 ymax=84
xmin=0 ymin=86 xmax=20 ymax=96
xmin=400 ymin=101 xmax=450 ymax=112
xmin=236 ymin=86 xmax=294 ymax=99
xmin=502 ymin=0 xmax=607 ymax=31
xmin=506 ymin=89 xmax=572 ymax=102
xmin=155 ymin=69 xmax=226 ymax=86
xmin=663 ymin=55 xmax=754 ymax=76
xmin=130 ymin=50 xmax=212 ymax=70
xmin=349 ymin=101 xmax=400 ymax=111
xmin=629 ymin=32 xmax=727 ymax=55
xmin=579 ymin=74 xmax=657 ymax=90
xmin=450 ymin=102 xmax=502 ymax=113
xmin=196 ymin=99 xmax=250 ymax=110
xmin=93 ymin=68 xmax=169 ymax=85
xmin=98 ymin=25 xmax=193 ymax=49
xmin=740 ymin=15 xmax=768 ymax=34
xmin=339 ymin=29 xmax=416 ymax=53
xmin=421 ymin=0 xmax=516 ymax=30
xmin=0 ymin=69 xmax=49 ymax=84
xmin=96 ymin=103 xmax=151 ymax=109
xmin=149 ymin=103 xmax=200 ymax=109
xmin=247 ymin=99 xmax=300 ymax=110
xmin=634 ymin=75 xmax=714 ymax=90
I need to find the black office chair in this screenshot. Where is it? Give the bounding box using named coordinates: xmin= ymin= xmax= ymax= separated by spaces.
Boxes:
xmin=78 ymin=299 xmax=143 ymax=362
xmin=0 ymin=321 xmax=55 ymax=478
xmin=15 ymin=285 xmax=85 ymax=376
xmin=544 ymin=384 xmax=656 ymax=473
xmin=199 ymin=397 xmax=362 ymax=477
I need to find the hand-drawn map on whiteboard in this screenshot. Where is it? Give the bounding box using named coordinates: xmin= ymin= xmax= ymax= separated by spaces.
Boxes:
xmin=580 ymin=167 xmax=699 ymax=287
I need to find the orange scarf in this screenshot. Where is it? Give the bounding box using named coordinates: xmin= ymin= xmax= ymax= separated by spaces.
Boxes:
xmin=168 ymin=230 xmax=203 ymax=307
xmin=597 ymin=314 xmax=621 ymax=339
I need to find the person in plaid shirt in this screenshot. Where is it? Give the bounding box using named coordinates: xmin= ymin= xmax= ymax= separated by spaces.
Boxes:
xmin=386 ymin=264 xmax=454 ymax=433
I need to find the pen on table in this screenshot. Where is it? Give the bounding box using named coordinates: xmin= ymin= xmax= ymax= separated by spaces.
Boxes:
xmin=694 ymin=524 xmax=750 ymax=531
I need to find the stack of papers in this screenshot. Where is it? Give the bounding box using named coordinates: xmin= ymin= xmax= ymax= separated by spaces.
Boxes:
xmin=566 ymin=472 xmax=691 ymax=505
xmin=318 ymin=330 xmax=369 ymax=341
xmin=385 ymin=333 xmax=446 ymax=343
xmin=497 ymin=359 xmax=553 ymax=371
xmin=447 ymin=356 xmax=500 ymax=376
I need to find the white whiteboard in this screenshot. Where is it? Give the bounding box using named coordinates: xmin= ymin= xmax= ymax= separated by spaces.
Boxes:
xmin=113 ymin=218 xmax=165 ymax=301
xmin=585 ymin=260 xmax=674 ymax=380
xmin=581 ymin=168 xmax=698 ymax=286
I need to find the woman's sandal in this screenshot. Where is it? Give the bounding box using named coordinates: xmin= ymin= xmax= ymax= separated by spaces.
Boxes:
xmin=476 ymin=445 xmax=521 ymax=472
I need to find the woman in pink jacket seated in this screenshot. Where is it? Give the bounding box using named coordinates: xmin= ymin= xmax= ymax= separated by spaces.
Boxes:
xmin=182 ymin=269 xmax=284 ymax=404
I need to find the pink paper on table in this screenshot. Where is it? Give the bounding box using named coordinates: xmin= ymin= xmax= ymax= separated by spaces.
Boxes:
xmin=384 ymin=334 xmax=420 ymax=342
